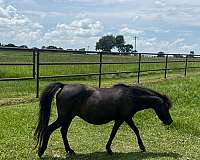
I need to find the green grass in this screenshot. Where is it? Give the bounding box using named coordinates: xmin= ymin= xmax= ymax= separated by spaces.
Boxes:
xmin=1 ymin=50 xmax=200 ymax=79
xmin=1 ymin=50 xmax=200 ymax=159
xmin=0 ymin=75 xmax=200 ymax=159
xmin=0 ymin=71 xmax=199 ymax=101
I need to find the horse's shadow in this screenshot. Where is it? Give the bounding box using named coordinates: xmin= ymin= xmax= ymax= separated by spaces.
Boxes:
xmin=42 ymin=151 xmax=181 ymax=160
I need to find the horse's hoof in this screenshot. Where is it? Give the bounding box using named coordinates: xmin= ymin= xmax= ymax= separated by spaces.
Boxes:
xmin=139 ymin=145 xmax=146 ymax=152
xmin=107 ymin=151 xmax=113 ymax=155
xmin=106 ymin=148 xmax=113 ymax=155
xmin=68 ymin=149 xmax=75 ymax=156
xmin=38 ymin=148 xmax=44 ymax=158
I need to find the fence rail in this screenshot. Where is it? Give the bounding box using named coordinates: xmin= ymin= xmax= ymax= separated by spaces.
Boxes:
xmin=0 ymin=47 xmax=200 ymax=97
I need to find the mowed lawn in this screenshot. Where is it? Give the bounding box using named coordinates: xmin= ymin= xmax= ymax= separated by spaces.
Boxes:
xmin=0 ymin=75 xmax=200 ymax=159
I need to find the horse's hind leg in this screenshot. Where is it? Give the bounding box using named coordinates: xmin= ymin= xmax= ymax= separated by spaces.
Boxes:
xmin=60 ymin=118 xmax=75 ymax=155
xmin=125 ymin=118 xmax=146 ymax=152
xmin=106 ymin=120 xmax=123 ymax=155
xmin=38 ymin=119 xmax=62 ymax=157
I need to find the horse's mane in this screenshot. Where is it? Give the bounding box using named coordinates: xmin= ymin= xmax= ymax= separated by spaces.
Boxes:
xmin=160 ymin=94 xmax=172 ymax=109
xmin=113 ymin=83 xmax=172 ymax=109
xmin=144 ymin=87 xmax=172 ymax=109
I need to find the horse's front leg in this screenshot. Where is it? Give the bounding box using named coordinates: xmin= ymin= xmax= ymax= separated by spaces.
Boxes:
xmin=125 ymin=118 xmax=146 ymax=152
xmin=106 ymin=120 xmax=123 ymax=155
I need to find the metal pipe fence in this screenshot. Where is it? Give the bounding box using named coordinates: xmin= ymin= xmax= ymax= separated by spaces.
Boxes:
xmin=0 ymin=47 xmax=200 ymax=98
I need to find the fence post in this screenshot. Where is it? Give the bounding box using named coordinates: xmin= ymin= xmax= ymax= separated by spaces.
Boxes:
xmin=184 ymin=55 xmax=188 ymax=76
xmin=98 ymin=52 xmax=103 ymax=88
xmin=32 ymin=49 xmax=36 ymax=79
xmin=164 ymin=55 xmax=168 ymax=79
xmin=137 ymin=53 xmax=141 ymax=83
xmin=36 ymin=49 xmax=40 ymax=98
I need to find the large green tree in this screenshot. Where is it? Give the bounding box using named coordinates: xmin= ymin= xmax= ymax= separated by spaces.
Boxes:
xmin=96 ymin=35 xmax=116 ymax=52
xmin=96 ymin=34 xmax=134 ymax=54
xmin=115 ymin=35 xmax=125 ymax=52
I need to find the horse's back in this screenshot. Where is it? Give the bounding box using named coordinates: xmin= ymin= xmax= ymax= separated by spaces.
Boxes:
xmin=78 ymin=86 xmax=135 ymax=124
xmin=58 ymin=84 xmax=85 ymax=97
xmin=56 ymin=84 xmax=91 ymax=116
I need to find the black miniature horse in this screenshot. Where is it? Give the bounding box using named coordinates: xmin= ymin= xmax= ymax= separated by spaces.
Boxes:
xmin=34 ymin=82 xmax=173 ymax=158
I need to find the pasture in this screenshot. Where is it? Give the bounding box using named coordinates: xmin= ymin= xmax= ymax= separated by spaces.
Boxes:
xmin=0 ymin=50 xmax=200 ymax=159
xmin=1 ymin=49 xmax=200 ymax=100
xmin=0 ymin=73 xmax=200 ymax=159
xmin=1 ymin=50 xmax=200 ymax=80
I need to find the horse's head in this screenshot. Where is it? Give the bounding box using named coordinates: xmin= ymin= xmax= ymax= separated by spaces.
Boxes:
xmin=154 ymin=95 xmax=173 ymax=125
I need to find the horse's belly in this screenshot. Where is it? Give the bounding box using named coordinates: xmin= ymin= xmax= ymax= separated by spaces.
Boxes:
xmin=78 ymin=115 xmax=113 ymax=125
xmin=78 ymin=108 xmax=116 ymax=125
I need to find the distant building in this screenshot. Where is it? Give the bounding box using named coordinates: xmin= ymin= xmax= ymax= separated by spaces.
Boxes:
xmin=66 ymin=49 xmax=73 ymax=51
xmin=157 ymin=51 xmax=165 ymax=57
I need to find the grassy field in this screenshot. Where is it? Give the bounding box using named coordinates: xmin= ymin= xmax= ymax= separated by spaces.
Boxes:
xmin=0 ymin=73 xmax=200 ymax=159
xmin=2 ymin=49 xmax=199 ymax=101
xmin=0 ymin=50 xmax=200 ymax=159
xmin=1 ymin=50 xmax=200 ymax=79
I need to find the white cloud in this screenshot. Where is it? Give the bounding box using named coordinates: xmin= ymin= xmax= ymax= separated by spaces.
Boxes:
xmin=181 ymin=44 xmax=198 ymax=52
xmin=117 ymin=27 xmax=195 ymax=53
xmin=0 ymin=0 xmax=104 ymax=48
xmin=55 ymin=0 xmax=133 ymax=4
xmin=0 ymin=0 xmax=43 ymax=46
xmin=44 ymin=18 xmax=103 ymax=39
xmin=76 ymin=0 xmax=200 ymax=27
xmin=0 ymin=5 xmax=16 ymax=18
xmin=136 ymin=37 xmax=197 ymax=53
xmin=169 ymin=38 xmax=185 ymax=47
xmin=42 ymin=18 xmax=104 ymax=48
xmin=120 ymin=27 xmax=144 ymax=36
xmin=154 ymin=0 xmax=166 ymax=7
xmin=1 ymin=0 xmax=200 ymax=52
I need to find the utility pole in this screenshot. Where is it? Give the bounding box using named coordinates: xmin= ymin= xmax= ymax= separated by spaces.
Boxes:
xmin=134 ymin=36 xmax=137 ymax=52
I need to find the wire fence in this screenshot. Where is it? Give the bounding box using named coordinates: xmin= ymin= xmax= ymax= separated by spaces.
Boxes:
xmin=0 ymin=47 xmax=200 ymax=97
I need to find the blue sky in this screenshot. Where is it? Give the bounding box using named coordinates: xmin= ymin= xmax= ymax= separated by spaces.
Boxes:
xmin=0 ymin=0 xmax=200 ymax=53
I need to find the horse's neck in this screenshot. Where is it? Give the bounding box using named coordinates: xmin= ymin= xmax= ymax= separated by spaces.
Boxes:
xmin=135 ymin=105 xmax=152 ymax=112
xmin=133 ymin=95 xmax=161 ymax=112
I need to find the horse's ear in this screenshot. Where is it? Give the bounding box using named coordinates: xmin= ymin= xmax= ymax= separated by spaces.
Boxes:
xmin=161 ymin=94 xmax=172 ymax=109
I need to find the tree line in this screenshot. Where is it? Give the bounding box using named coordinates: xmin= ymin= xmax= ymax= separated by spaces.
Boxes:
xmin=0 ymin=37 xmax=195 ymax=57
xmin=0 ymin=43 xmax=65 ymax=50
xmin=0 ymin=35 xmax=136 ymax=55
xmin=0 ymin=43 xmax=29 ymax=49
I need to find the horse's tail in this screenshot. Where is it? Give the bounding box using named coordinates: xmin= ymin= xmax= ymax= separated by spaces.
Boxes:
xmin=34 ymin=82 xmax=64 ymax=149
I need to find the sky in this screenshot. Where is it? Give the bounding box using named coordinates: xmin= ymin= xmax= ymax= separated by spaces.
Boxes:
xmin=0 ymin=0 xmax=200 ymax=53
